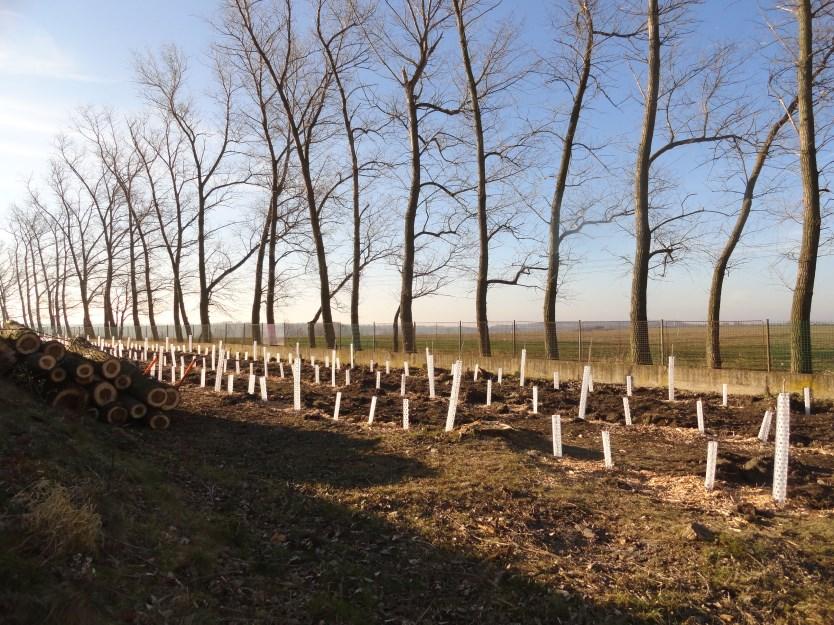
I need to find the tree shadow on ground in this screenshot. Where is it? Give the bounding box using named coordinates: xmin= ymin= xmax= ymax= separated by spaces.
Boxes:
xmin=0 ymin=386 xmax=713 ymax=625
xmin=483 ymin=423 xmax=605 ymax=462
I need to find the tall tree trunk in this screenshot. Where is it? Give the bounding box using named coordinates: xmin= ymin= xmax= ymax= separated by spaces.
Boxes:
xmin=544 ymin=2 xmax=593 ymax=360
xmin=453 ymin=0 xmax=491 ymax=357
xmin=630 ymin=0 xmax=659 ymax=365
xmin=400 ymin=82 xmax=420 ymax=354
xmin=392 ymin=306 xmax=401 ymax=354
xmin=128 ymin=213 xmax=143 ymax=341
xmin=791 ymin=0 xmax=821 ymax=374
xmin=707 ymin=109 xmax=794 ymax=367
xmin=138 ymin=225 xmax=159 ymax=340
xmin=61 ymin=246 xmax=70 ymax=333
xmin=197 ymin=185 xmax=211 ymax=340
xmin=250 ymin=202 xmax=273 ymax=343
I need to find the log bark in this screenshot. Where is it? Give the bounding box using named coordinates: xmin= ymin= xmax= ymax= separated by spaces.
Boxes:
xmin=23 ymin=352 xmax=56 ymax=374
xmin=0 ymin=321 xmax=41 ymax=355
xmin=0 ymin=338 xmax=18 ymax=375
xmin=122 ymin=364 xmax=168 ymax=408
xmin=60 ymin=354 xmax=95 ymax=382
xmin=67 ymin=337 xmax=121 ymax=379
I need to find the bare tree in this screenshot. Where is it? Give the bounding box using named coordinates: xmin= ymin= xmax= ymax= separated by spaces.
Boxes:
xmin=707 ymin=31 xmax=834 ymax=368
xmin=316 ymin=0 xmax=384 ymax=351
xmin=451 ymin=0 xmax=545 ymax=356
xmin=225 ymin=0 xmax=347 ymax=349
xmin=136 ymin=46 xmax=253 ymax=338
xmin=627 ymin=0 xmax=744 ymax=364
xmin=364 ymin=0 xmax=467 ymax=353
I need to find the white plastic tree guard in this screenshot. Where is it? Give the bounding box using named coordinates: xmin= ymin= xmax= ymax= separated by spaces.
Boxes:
xmin=227 ymin=374 xmax=234 ymax=395
xmin=293 ymin=359 xmax=301 ymax=411
xmin=696 ymin=399 xmax=705 ymax=434
xmin=376 ymin=371 xmax=381 ymax=390
xmin=804 ymin=387 xmax=812 ymax=416
xmin=259 ymin=376 xmax=268 ymax=401
xmin=757 ymin=410 xmax=773 ymax=443
xmin=497 ymin=368 xmax=503 ymax=385
xmin=668 ymin=356 xmax=675 ymax=401
xmin=578 ymin=365 xmax=591 ymax=420
xmin=532 ymin=386 xmax=539 ymax=414
xmin=553 ymin=371 xmax=560 ymax=390
xmin=519 ymin=348 xmax=527 ymax=387
xmin=623 ymin=396 xmax=632 ymax=426
xmin=773 ymin=392 xmax=790 ymax=503
xmin=722 ymin=383 xmax=728 ymax=407
xmin=486 ymin=379 xmax=492 ymax=406
xmin=445 ymin=360 xmax=463 ymax=432
xmin=551 ymin=415 xmax=562 ymax=458
xmin=333 ymin=391 xmax=342 ymax=420
xmin=602 ymin=431 xmax=613 ymax=469
xmin=403 ymin=398 xmax=410 ymax=430
xmin=248 ymin=374 xmax=256 ymax=395
xmin=428 ymin=355 xmax=436 ymax=398
xmin=368 ymin=396 xmax=378 ymax=424
xmin=705 ymin=440 xmax=718 ymax=491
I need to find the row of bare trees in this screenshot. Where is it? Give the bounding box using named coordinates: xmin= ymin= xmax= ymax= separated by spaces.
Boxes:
xmin=1 ymin=0 xmax=832 ymax=372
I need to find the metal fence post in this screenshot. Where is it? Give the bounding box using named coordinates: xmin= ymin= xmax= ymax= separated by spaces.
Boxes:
xmin=578 ymin=320 xmax=582 ymax=361
xmin=765 ymin=319 xmax=772 ymax=372
xmin=660 ymin=319 xmax=665 ymax=362
xmin=373 ymin=321 xmax=376 ymax=354
xmin=459 ymin=321 xmax=463 ymax=358
xmin=512 ymin=320 xmax=516 ymax=355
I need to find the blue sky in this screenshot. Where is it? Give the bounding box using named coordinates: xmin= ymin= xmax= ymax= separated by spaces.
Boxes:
xmin=1 ymin=0 xmax=832 ymax=324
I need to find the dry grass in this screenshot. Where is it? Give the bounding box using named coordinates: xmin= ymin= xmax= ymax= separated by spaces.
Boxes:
xmin=12 ymin=479 xmax=101 ymax=559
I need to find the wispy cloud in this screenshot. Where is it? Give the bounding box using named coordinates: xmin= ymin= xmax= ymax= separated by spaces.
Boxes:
xmin=0 ymin=9 xmax=102 ymax=82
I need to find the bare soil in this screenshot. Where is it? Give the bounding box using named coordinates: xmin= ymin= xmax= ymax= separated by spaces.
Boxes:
xmin=2 ymin=361 xmax=833 ymax=625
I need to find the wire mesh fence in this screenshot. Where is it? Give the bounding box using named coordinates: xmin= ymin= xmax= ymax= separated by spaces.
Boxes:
xmin=40 ymin=319 xmax=834 ymax=373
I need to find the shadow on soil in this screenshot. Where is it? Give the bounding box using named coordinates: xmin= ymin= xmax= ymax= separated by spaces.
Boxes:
xmin=1 ymin=383 xmax=710 ymax=625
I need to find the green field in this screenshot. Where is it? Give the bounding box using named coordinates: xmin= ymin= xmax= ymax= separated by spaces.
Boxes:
xmin=57 ymin=320 xmax=834 ymax=373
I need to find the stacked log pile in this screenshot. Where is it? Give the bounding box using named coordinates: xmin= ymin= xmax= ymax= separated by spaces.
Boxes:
xmin=0 ymin=321 xmax=176 ymax=430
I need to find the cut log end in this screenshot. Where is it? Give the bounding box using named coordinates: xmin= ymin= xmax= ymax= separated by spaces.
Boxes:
xmin=49 ymin=367 xmax=67 ymax=384
xmin=92 ymin=382 xmax=118 ymax=407
xmin=100 ymin=359 xmax=122 ymax=380
xmin=15 ymin=333 xmax=41 ymax=355
xmin=25 ymin=353 xmax=56 ymax=372
xmin=114 ymin=374 xmax=132 ymax=390
xmin=103 ymin=404 xmax=128 ymax=425
xmin=147 ymin=413 xmax=170 ymax=430
xmin=145 ymin=387 xmax=168 ymax=408
xmin=51 ymin=388 xmax=87 ymax=413
xmin=41 ymin=341 xmax=67 ymax=362
xmin=124 ymin=401 xmax=148 ymax=420
xmin=161 ymin=387 xmax=180 ymax=411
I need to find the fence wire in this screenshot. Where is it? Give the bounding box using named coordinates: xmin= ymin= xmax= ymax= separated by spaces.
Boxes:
xmin=38 ymin=319 xmax=834 ymax=373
